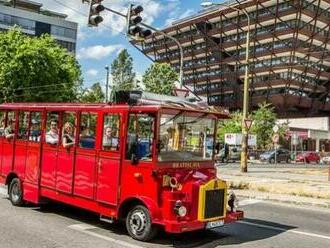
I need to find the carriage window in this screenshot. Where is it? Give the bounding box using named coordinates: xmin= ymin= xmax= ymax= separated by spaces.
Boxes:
xmin=0 ymin=111 xmax=5 ymax=137
xmin=102 ymin=114 xmax=120 ymax=151
xmin=125 ymin=114 xmax=155 ymax=161
xmin=29 ymin=112 xmax=41 ymax=142
xmin=79 ymin=112 xmax=97 ymax=149
xmin=4 ymin=111 xmax=16 ymax=139
xmin=62 ymin=112 xmax=76 ymax=148
xmin=18 ymin=112 xmax=29 ymax=140
xmin=45 ymin=112 xmax=60 ymax=145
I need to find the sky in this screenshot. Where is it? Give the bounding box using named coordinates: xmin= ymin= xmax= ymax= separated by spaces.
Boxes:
xmin=38 ymin=0 xmax=213 ymax=88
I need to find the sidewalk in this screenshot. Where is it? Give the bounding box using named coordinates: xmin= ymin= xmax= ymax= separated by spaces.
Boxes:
xmin=217 ymin=167 xmax=330 ymax=209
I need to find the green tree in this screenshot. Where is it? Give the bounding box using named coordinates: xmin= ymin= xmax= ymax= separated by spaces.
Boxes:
xmin=251 ymin=102 xmax=277 ymax=149
xmin=217 ymin=111 xmax=242 ymax=142
xmin=143 ymin=63 xmax=178 ymax=95
xmin=0 ymin=28 xmax=82 ymax=103
xmin=80 ymin=82 xmax=105 ymax=103
xmin=111 ymin=49 xmax=135 ymax=91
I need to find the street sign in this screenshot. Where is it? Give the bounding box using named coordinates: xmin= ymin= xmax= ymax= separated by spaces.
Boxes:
xmin=244 ymin=119 xmax=253 ymax=131
xmin=273 ymin=125 xmax=279 ymax=133
xmin=272 ymin=133 xmax=279 ymax=143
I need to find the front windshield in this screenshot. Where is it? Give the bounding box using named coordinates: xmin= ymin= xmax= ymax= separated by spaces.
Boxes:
xmin=158 ymin=111 xmax=216 ymax=162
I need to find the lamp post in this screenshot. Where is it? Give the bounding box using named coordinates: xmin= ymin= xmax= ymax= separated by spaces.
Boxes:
xmin=201 ymin=1 xmax=251 ymax=173
xmin=105 ymin=65 xmax=110 ymax=103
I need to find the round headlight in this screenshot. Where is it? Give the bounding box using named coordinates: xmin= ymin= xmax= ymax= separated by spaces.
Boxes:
xmin=177 ymin=206 xmax=187 ymax=217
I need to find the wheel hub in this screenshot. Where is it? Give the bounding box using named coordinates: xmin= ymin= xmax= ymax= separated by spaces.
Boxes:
xmin=130 ymin=211 xmax=147 ymax=234
xmin=11 ymin=183 xmax=20 ymax=202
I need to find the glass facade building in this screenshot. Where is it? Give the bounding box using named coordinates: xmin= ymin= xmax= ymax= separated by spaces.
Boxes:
xmin=136 ymin=0 xmax=330 ymax=117
xmin=0 ymin=0 xmax=77 ymax=53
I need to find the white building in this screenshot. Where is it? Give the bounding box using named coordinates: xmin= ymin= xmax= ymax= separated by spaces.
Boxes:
xmin=0 ymin=0 xmax=77 ymax=53
xmin=278 ymin=117 xmax=330 ymax=152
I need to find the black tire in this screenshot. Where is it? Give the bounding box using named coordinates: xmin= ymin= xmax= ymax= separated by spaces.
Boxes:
xmin=269 ymin=158 xmax=275 ymax=164
xmin=126 ymin=205 xmax=158 ymax=241
xmin=8 ymin=178 xmax=24 ymax=206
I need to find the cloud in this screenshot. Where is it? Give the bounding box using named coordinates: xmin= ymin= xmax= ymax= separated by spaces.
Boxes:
xmin=87 ymin=69 xmax=99 ymax=76
xmin=165 ymin=8 xmax=195 ymax=27
xmin=77 ymin=44 xmax=124 ymax=60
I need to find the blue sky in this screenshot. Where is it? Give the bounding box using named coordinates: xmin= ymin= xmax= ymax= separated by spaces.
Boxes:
xmin=40 ymin=0 xmax=219 ymax=88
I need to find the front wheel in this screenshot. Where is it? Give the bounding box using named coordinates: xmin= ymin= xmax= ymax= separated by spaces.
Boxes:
xmin=8 ymin=178 xmax=24 ymax=206
xmin=126 ymin=205 xmax=158 ymax=241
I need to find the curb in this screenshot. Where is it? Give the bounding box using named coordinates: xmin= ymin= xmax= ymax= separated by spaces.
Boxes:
xmin=235 ymin=192 xmax=330 ymax=209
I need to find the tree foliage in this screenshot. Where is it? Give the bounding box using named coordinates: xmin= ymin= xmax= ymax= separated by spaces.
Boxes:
xmin=111 ymin=49 xmax=135 ymax=91
xmin=142 ymin=63 xmax=178 ymax=95
xmin=0 ymin=29 xmax=82 ymax=103
xmin=251 ymin=102 xmax=277 ymax=149
xmin=217 ymin=111 xmax=242 ymax=142
xmin=79 ymin=82 xmax=105 ymax=103
xmin=217 ymin=102 xmax=286 ymax=149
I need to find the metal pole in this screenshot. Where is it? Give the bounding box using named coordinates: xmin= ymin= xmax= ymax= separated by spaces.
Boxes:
xmin=104 ymin=6 xmax=184 ymax=89
xmin=210 ymin=3 xmax=251 ymax=173
xmin=105 ymin=65 xmax=109 ymax=103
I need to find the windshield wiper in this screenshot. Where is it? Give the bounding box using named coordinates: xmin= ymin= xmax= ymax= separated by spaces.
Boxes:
xmin=160 ymin=111 xmax=184 ymax=126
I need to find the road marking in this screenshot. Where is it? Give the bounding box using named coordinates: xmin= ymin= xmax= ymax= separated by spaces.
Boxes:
xmin=239 ymin=220 xmax=330 ymax=241
xmin=238 ymin=199 xmax=262 ymax=206
xmin=0 ymin=186 xmax=7 ymax=196
xmin=68 ymin=224 xmax=145 ymax=248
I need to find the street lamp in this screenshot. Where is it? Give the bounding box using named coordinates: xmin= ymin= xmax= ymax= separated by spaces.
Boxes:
xmin=105 ymin=65 xmax=110 ymax=103
xmin=201 ymin=1 xmax=251 ymax=172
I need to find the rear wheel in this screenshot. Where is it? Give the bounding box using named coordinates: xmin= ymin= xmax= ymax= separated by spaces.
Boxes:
xmin=8 ymin=178 xmax=24 ymax=206
xmin=270 ymin=158 xmax=275 ymax=164
xmin=126 ymin=205 xmax=158 ymax=241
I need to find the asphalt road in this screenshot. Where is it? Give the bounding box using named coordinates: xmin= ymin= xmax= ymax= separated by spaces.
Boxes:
xmin=0 ymin=186 xmax=329 ymax=248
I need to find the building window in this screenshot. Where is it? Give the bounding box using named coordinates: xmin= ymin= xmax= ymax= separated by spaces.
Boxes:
xmin=51 ymin=25 xmax=76 ymax=39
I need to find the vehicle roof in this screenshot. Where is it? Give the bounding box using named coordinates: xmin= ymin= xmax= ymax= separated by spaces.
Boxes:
xmin=0 ymin=102 xmax=229 ymax=118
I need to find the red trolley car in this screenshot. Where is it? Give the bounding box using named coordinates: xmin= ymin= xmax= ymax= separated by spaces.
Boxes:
xmin=0 ymin=91 xmax=243 ymax=241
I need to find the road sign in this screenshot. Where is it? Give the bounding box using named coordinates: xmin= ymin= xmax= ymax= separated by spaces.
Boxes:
xmin=272 ymin=133 xmax=279 ymax=143
xmin=244 ymin=119 xmax=253 ymax=131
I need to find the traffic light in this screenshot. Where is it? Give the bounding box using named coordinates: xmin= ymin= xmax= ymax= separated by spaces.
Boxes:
xmin=127 ymin=4 xmax=152 ymax=40
xmin=87 ymin=0 xmax=105 ymax=27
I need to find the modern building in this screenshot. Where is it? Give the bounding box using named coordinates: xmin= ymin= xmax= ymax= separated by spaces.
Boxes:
xmin=135 ymin=0 xmax=330 ymax=118
xmin=0 ymin=0 xmax=77 ymax=53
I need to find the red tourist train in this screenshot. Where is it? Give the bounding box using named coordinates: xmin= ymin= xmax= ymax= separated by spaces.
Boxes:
xmin=0 ymin=91 xmax=243 ymax=241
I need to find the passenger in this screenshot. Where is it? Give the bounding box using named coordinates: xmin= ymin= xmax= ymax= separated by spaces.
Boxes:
xmin=62 ymin=122 xmax=75 ymax=148
xmin=29 ymin=119 xmax=41 ymax=142
xmin=0 ymin=119 xmax=5 ymax=136
xmin=46 ymin=120 xmax=59 ymax=145
xmin=103 ymin=126 xmax=118 ymax=150
xmin=4 ymin=119 xmax=15 ymax=139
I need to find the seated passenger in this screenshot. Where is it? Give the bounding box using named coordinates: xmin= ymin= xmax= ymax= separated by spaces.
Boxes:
xmin=29 ymin=119 xmax=41 ymax=142
xmin=46 ymin=120 xmax=59 ymax=145
xmin=0 ymin=119 xmax=5 ymax=136
xmin=4 ymin=119 xmax=15 ymax=139
xmin=80 ymin=126 xmax=95 ymax=149
xmin=102 ymin=126 xmax=119 ymax=150
xmin=62 ymin=122 xmax=75 ymax=148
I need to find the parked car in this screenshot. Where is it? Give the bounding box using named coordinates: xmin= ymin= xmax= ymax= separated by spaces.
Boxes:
xmin=215 ymin=146 xmax=241 ymax=163
xmin=296 ymin=152 xmax=320 ymax=163
xmin=321 ymin=156 xmax=330 ymax=164
xmin=259 ymin=149 xmax=291 ymax=163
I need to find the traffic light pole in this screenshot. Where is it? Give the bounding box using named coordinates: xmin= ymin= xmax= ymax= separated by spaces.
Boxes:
xmin=103 ymin=7 xmax=184 ymax=89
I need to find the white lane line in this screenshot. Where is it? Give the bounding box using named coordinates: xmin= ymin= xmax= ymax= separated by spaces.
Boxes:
xmin=238 ymin=199 xmax=262 ymax=206
xmin=0 ymin=186 xmax=7 ymax=196
xmin=239 ymin=220 xmax=330 ymax=241
xmin=68 ymin=224 xmax=145 ymax=248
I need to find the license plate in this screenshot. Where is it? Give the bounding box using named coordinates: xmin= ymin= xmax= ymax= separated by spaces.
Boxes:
xmin=206 ymin=220 xmax=224 ymax=229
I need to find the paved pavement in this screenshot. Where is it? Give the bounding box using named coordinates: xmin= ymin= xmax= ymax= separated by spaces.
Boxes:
xmin=0 ymin=186 xmax=330 ymax=248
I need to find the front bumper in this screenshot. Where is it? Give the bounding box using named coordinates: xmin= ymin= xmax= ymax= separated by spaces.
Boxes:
xmin=163 ymin=210 xmax=244 ymax=233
